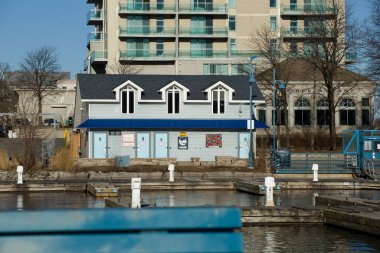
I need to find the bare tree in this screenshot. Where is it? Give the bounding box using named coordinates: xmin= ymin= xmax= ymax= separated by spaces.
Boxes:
xmin=18 ymin=47 xmax=64 ymax=125
xmin=365 ymin=0 xmax=380 ymax=79
xmin=108 ymin=59 xmax=141 ymax=74
xmin=0 ymin=63 xmax=18 ymax=113
xmin=300 ymin=0 xmax=362 ymax=150
xmin=250 ymin=27 xmax=293 ymax=148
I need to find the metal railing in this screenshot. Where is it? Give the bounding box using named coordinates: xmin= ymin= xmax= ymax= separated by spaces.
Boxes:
xmin=179 ymin=50 xmax=228 ymax=58
xmin=179 ymin=3 xmax=228 ymax=13
xmin=282 ymin=27 xmax=334 ymax=38
xmin=230 ymin=50 xmax=261 ymax=57
xmin=119 ymin=3 xmax=176 ymax=13
xmin=119 ymin=26 xmax=176 ymax=36
xmin=281 ymin=4 xmax=335 ymax=15
xmin=119 ymin=50 xmax=176 ymax=60
xmin=179 ymin=27 xmax=228 ymax=36
xmin=87 ymin=9 xmax=103 ymax=22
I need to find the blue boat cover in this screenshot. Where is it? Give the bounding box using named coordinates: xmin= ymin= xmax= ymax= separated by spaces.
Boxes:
xmin=77 ymin=119 xmax=268 ymax=130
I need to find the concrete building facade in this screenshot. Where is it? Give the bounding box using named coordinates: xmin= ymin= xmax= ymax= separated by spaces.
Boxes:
xmin=85 ymin=0 xmax=349 ymax=75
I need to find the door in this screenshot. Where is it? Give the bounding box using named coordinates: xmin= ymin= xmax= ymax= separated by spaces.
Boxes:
xmin=238 ymin=133 xmax=250 ymax=159
xmin=136 ymin=133 xmax=150 ymax=158
xmin=155 ymin=133 xmax=169 ymax=158
xmin=93 ymin=132 xmax=107 ymax=158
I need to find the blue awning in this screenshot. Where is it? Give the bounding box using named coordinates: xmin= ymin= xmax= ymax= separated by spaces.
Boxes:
xmin=77 ymin=119 xmax=268 ymax=130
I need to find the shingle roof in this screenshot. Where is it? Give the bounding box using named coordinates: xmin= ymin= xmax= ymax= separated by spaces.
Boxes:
xmin=77 ymin=74 xmax=264 ymax=101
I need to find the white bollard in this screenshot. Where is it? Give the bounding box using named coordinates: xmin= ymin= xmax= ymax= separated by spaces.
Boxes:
xmin=168 ymin=164 xmax=175 ymax=182
xmin=8 ymin=130 xmax=13 ymax=138
xmin=16 ymin=166 xmax=23 ymax=184
xmin=312 ymin=164 xmax=319 ymax=182
xmin=131 ymin=178 xmax=141 ymax=209
xmin=264 ymin=176 xmax=275 ymax=207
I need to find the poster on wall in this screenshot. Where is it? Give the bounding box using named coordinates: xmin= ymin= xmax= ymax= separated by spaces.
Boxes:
xmin=122 ymin=132 xmax=135 ymax=147
xmin=178 ymin=137 xmax=188 ymax=150
xmin=206 ymin=134 xmax=222 ymax=148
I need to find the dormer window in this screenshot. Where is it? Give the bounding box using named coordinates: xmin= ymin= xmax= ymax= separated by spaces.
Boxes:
xmin=212 ymin=87 xmax=225 ymax=114
xmin=121 ymin=87 xmax=135 ymax=114
xmin=167 ymin=87 xmax=180 ymax=114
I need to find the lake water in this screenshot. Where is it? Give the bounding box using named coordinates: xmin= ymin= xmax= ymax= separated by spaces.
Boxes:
xmin=0 ymin=190 xmax=379 ymax=252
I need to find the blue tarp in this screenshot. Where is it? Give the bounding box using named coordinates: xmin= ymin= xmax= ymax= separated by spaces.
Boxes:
xmin=77 ymin=119 xmax=268 ymax=130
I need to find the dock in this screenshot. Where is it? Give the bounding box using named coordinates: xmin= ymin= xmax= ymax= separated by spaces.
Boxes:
xmin=86 ymin=183 xmax=119 ymax=197
xmin=316 ymin=195 xmax=380 ymax=236
xmin=235 ymin=180 xmax=281 ymax=195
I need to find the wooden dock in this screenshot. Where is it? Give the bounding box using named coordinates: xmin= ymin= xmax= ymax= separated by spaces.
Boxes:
xmin=86 ymin=183 xmax=119 ymax=197
xmin=235 ymin=180 xmax=281 ymax=195
xmin=316 ymin=195 xmax=380 ymax=236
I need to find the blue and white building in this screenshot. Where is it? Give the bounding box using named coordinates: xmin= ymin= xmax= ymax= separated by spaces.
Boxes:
xmin=75 ymin=74 xmax=267 ymax=162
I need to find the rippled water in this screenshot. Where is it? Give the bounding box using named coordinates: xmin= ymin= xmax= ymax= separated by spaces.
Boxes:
xmin=0 ymin=190 xmax=379 ymax=252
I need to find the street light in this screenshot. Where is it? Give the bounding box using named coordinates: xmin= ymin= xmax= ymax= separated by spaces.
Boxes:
xmin=248 ymin=56 xmax=257 ymax=169
xmin=272 ymin=67 xmax=285 ymax=151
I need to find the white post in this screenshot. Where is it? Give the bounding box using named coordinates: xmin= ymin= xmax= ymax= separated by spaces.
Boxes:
xmin=168 ymin=164 xmax=175 ymax=182
xmin=8 ymin=130 xmax=13 ymax=138
xmin=312 ymin=164 xmax=319 ymax=182
xmin=131 ymin=178 xmax=141 ymax=209
xmin=264 ymin=176 xmax=275 ymax=207
xmin=16 ymin=166 xmax=23 ymax=184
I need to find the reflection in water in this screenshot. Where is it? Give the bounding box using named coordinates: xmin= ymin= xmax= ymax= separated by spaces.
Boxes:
xmin=16 ymin=194 xmax=23 ymax=211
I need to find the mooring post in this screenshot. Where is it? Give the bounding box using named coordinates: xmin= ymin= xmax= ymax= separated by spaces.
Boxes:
xmin=168 ymin=164 xmax=175 ymax=182
xmin=131 ymin=178 xmax=141 ymax=208
xmin=312 ymin=164 xmax=319 ymax=182
xmin=265 ymin=176 xmax=275 ymax=207
xmin=16 ymin=166 xmax=23 ymax=184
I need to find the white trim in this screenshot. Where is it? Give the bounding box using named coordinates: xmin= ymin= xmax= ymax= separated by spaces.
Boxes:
xmin=159 ymin=81 xmax=190 ymax=102
xmin=113 ymin=80 xmax=144 ymax=102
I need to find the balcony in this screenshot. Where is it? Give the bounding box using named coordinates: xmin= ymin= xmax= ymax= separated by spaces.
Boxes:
xmin=230 ymin=50 xmax=261 ymax=57
xmin=179 ymin=49 xmax=228 ymax=58
xmin=83 ymin=58 xmax=89 ymax=71
xmin=179 ymin=4 xmax=228 ymax=14
xmin=87 ymin=32 xmax=104 ymax=45
xmin=119 ymin=50 xmax=176 ymax=61
xmin=282 ymin=27 xmax=334 ymax=39
xmin=119 ymin=3 xmax=176 ymax=14
xmin=119 ymin=26 xmax=176 ymax=37
xmin=345 ymin=52 xmax=357 ymax=64
xmin=179 ymin=27 xmax=228 ymax=37
xmin=90 ymin=50 xmax=107 ymax=63
xmin=281 ymin=4 xmax=335 ymax=16
xmin=87 ymin=9 xmax=103 ymax=25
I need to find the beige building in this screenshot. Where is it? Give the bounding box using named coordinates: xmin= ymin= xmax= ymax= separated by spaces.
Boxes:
xmin=85 ymin=0 xmax=351 ymax=75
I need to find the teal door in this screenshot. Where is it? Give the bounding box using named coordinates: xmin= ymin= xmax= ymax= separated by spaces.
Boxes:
xmin=137 ymin=132 xmax=150 ymax=158
xmin=93 ymin=132 xmax=107 ymax=158
xmin=238 ymin=133 xmax=250 ymax=159
xmin=155 ymin=133 xmax=168 ymax=158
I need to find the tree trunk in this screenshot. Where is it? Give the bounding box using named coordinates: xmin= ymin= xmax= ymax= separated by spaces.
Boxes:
xmin=38 ymin=94 xmax=43 ymax=126
xmin=328 ymin=83 xmax=337 ymax=151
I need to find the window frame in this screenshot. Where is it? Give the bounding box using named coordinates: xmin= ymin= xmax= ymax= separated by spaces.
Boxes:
xmin=121 ymin=87 xmax=135 ymax=114
xmin=294 ymin=97 xmax=311 ymax=126
xmin=339 ymin=98 xmax=356 ymax=126
xmin=229 ymin=16 xmax=236 ymax=31
xmin=167 ymin=86 xmax=180 ymax=114
xmin=212 ymin=86 xmax=226 ymax=115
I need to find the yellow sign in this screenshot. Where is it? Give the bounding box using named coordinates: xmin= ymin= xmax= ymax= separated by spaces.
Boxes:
xmin=179 ymin=132 xmax=187 ymax=137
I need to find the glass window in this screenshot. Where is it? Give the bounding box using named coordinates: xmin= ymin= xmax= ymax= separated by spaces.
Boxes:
xmin=157 ymin=16 xmax=163 ymax=33
xmin=270 ymin=16 xmax=277 ymax=32
xmin=231 ymin=64 xmax=249 ymax=75
xmin=203 ymin=64 xmax=228 ymax=75
xmin=229 ymin=0 xmax=236 ymax=8
xmin=270 ymin=39 xmax=278 ymax=51
xmin=362 ymin=97 xmax=370 ymax=107
xmin=121 ymin=88 xmax=135 ymax=114
xmin=339 ymin=98 xmax=356 ymax=125
xmin=157 ymin=39 xmax=163 ymax=56
xmin=167 ymin=87 xmax=180 ymax=114
xmin=317 ymin=99 xmax=329 ymax=125
xmin=229 ymin=16 xmax=236 ymax=31
xmin=294 ymin=97 xmax=311 ymax=125
xmin=212 ymin=87 xmax=226 ymax=114
xmin=362 ymin=109 xmax=370 ymax=126
xmin=290 ymin=42 xmax=298 ymax=57
xmin=290 ymin=17 xmax=297 ymax=33
xmin=270 ymin=0 xmax=277 ymax=8
xmin=258 ymin=110 xmax=266 ymax=124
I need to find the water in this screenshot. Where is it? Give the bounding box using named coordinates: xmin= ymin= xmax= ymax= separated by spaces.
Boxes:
xmin=0 ymin=190 xmax=379 ymax=252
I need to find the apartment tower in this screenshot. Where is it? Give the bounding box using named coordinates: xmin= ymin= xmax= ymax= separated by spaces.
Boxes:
xmin=85 ymin=0 xmax=348 ymax=75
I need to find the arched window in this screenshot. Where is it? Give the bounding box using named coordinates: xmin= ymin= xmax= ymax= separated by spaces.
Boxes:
xmin=294 ymin=97 xmax=311 ymax=125
xmin=167 ymin=86 xmax=180 ymax=114
xmin=212 ymin=86 xmax=226 ymax=114
xmin=317 ymin=98 xmax=329 ymax=126
xmin=121 ymin=86 xmax=135 ymax=114
xmin=339 ymin=98 xmax=356 ymax=125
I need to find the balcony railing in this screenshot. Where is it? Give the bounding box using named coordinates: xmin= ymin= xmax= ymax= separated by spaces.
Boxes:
xmin=119 ymin=26 xmax=176 ymax=36
xmin=119 ymin=50 xmax=176 ymax=60
xmin=282 ymin=27 xmax=334 ymax=38
xmin=87 ymin=32 xmax=104 ymax=44
xmin=83 ymin=58 xmax=89 ymax=71
xmin=87 ymin=9 xmax=103 ymax=23
xmin=90 ymin=50 xmax=108 ymax=63
xmin=179 ymin=4 xmax=228 ymax=14
xmin=230 ymin=50 xmax=261 ymax=57
xmin=179 ymin=27 xmax=228 ymax=37
xmin=281 ymin=4 xmax=335 ymax=15
xmin=119 ymin=3 xmax=176 ymax=13
xmin=179 ymin=50 xmax=228 ymax=58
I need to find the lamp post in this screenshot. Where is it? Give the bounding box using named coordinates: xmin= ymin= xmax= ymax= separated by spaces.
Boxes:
xmin=248 ymin=56 xmax=257 ymax=169
xmin=272 ymin=67 xmax=285 ymax=152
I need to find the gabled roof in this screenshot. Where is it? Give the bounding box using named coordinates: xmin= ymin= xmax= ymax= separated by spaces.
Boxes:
xmin=256 ymin=58 xmax=372 ymax=82
xmin=77 ymin=74 xmax=265 ymax=101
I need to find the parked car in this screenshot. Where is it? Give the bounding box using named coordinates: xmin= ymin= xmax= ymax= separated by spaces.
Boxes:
xmin=43 ymin=118 xmax=61 ymax=127
xmin=15 ymin=118 xmax=30 ymax=126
